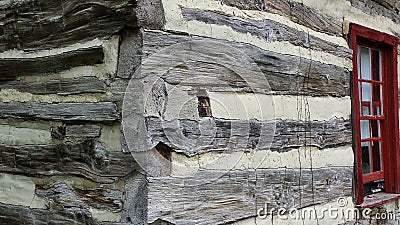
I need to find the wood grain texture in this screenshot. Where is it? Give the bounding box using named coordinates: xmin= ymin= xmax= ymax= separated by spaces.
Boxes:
xmin=65 ymin=124 xmax=102 ymax=138
xmin=350 ymin=0 xmax=400 ymax=24
xmin=181 ymin=7 xmax=351 ymax=59
xmin=146 ymin=117 xmax=352 ymax=156
xmin=0 ymin=202 xmax=95 ymax=225
xmin=220 ymin=0 xmax=343 ymax=36
xmin=0 ymin=140 xmax=137 ymax=183
xmin=0 ymin=102 xmax=119 ymax=121
xmin=0 ymin=47 xmax=104 ymax=80
xmin=143 ymin=31 xmax=350 ymax=97
xmin=0 ymin=77 xmax=107 ymax=94
xmin=36 ymin=181 xmax=123 ymax=212
xmin=148 ymin=167 xmax=353 ymax=225
xmin=116 ymin=28 xmax=142 ymax=79
xmin=0 ymin=0 xmax=137 ymax=52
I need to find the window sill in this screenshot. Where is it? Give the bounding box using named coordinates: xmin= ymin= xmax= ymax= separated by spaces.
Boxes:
xmin=359 ymin=192 xmax=400 ymax=208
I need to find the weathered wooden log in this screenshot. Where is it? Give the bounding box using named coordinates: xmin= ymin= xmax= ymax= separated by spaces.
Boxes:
xmin=181 ymin=7 xmax=351 ymax=59
xmin=350 ymin=0 xmax=400 ymax=24
xmin=148 ymin=167 xmax=353 ymax=225
xmin=0 ymin=47 xmax=104 ymax=80
xmin=146 ymin=117 xmax=352 ymax=156
xmin=0 ymin=202 xmax=95 ymax=225
xmin=371 ymin=0 xmax=396 ymax=9
xmin=220 ymin=0 xmax=342 ymax=36
xmin=0 ymin=102 xmax=119 ymax=121
xmin=36 ymin=181 xmax=123 ymax=212
xmin=65 ymin=124 xmax=102 ymax=138
xmin=117 ymin=28 xmax=142 ymax=79
xmin=0 ymin=0 xmax=137 ymax=52
xmin=0 ymin=140 xmax=137 ymax=183
xmin=0 ymin=76 xmax=107 ymax=94
xmin=143 ymin=31 xmax=350 ymax=97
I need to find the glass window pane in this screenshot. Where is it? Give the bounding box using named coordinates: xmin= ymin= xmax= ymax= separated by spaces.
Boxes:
xmin=360 ymin=47 xmax=371 ymax=80
xmin=360 ymin=120 xmax=370 ymax=139
xmin=371 ymin=50 xmax=381 ymax=81
xmin=362 ymin=142 xmax=371 ymax=174
xmin=373 ymin=84 xmax=383 ymax=116
xmin=362 ymin=105 xmax=370 ymax=116
xmin=371 ymin=120 xmax=381 ymax=138
xmin=362 ymin=82 xmax=372 ymax=102
xmin=372 ymin=141 xmax=382 ymax=172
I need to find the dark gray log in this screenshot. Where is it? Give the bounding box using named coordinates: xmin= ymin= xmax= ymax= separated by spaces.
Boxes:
xmin=143 ymin=31 xmax=350 ymax=97
xmin=36 ymin=181 xmax=123 ymax=212
xmin=0 ymin=140 xmax=138 ymax=183
xmin=0 ymin=202 xmax=95 ymax=225
xmin=136 ymin=0 xmax=166 ymax=29
xmin=0 ymin=102 xmax=119 ymax=121
xmin=148 ymin=167 xmax=353 ymax=225
xmin=220 ymin=0 xmax=342 ymax=36
xmin=181 ymin=7 xmax=351 ymax=59
xmin=0 ymin=77 xmax=107 ymax=94
xmin=65 ymin=124 xmax=102 ymax=138
xmin=121 ymin=173 xmax=148 ymax=225
xmin=372 ymin=0 xmax=395 ymax=9
xmin=146 ymin=117 xmax=352 ymax=156
xmin=0 ymin=0 xmax=137 ymax=52
xmin=0 ymin=47 xmax=104 ymax=80
xmin=350 ymin=0 xmax=400 ymax=24
xmin=117 ymin=28 xmax=143 ymax=79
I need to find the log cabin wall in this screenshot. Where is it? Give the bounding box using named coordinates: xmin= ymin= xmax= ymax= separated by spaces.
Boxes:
xmin=0 ymin=0 xmax=163 ymax=224
xmin=0 ymin=0 xmax=399 ymax=225
xmin=140 ymin=0 xmax=400 ymax=224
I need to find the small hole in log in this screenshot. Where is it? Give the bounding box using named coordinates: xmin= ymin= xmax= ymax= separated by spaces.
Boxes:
xmin=155 ymin=142 xmax=171 ymax=161
xmin=198 ymin=96 xmax=212 ymax=117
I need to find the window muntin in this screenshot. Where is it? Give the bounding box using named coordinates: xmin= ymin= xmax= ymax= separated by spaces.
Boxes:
xmin=356 ymin=45 xmax=384 ymax=182
xmin=351 ymin=24 xmax=400 ymax=205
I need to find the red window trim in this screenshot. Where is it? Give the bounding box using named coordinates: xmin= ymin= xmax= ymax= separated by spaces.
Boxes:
xmin=351 ymin=24 xmax=400 ymax=205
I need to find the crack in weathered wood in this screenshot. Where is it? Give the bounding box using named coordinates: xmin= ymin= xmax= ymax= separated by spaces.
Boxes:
xmin=0 ymin=102 xmax=119 ymax=121
xmin=146 ymin=117 xmax=352 ymax=156
xmin=143 ymin=31 xmax=350 ymax=97
xmin=220 ymin=0 xmax=343 ymax=36
xmin=181 ymin=7 xmax=351 ymax=59
xmin=36 ymin=181 xmax=124 ymax=212
xmin=0 ymin=76 xmax=107 ymax=94
xmin=0 ymin=46 xmax=104 ymax=80
xmin=0 ymin=202 xmax=96 ymax=225
xmin=0 ymin=0 xmax=137 ymax=52
xmin=148 ymin=167 xmax=353 ymax=225
xmin=0 ymin=140 xmax=138 ymax=183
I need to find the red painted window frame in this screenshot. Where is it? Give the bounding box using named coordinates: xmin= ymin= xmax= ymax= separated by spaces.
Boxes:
xmin=351 ymin=24 xmax=400 ymax=205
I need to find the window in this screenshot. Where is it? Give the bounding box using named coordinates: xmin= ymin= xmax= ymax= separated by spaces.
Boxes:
xmin=351 ymin=24 xmax=400 ymax=205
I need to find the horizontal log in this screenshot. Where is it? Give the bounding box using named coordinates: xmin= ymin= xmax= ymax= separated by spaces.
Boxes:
xmin=65 ymin=124 xmax=102 ymax=138
xmin=0 ymin=76 xmax=107 ymax=94
xmin=0 ymin=0 xmax=137 ymax=52
xmin=350 ymin=0 xmax=400 ymax=24
xmin=146 ymin=117 xmax=352 ymax=156
xmin=36 ymin=181 xmax=123 ymax=212
xmin=220 ymin=0 xmax=342 ymax=36
xmin=0 ymin=102 xmax=119 ymax=121
xmin=143 ymin=31 xmax=350 ymax=97
xmin=0 ymin=140 xmax=138 ymax=183
xmin=0 ymin=47 xmax=104 ymax=80
xmin=0 ymin=202 xmax=95 ymax=225
xmin=181 ymin=7 xmax=351 ymax=59
xmin=148 ymin=167 xmax=353 ymax=225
